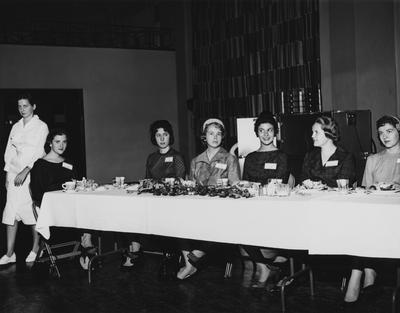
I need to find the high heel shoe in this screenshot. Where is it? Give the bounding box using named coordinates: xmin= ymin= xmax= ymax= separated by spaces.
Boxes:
xmin=120 ymin=250 xmax=142 ymax=271
xmin=187 ymin=252 xmax=207 ymax=270
xmin=176 ymin=265 xmax=198 ymax=280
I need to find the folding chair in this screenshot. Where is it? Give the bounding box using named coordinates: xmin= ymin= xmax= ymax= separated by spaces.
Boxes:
xmin=32 ymin=203 xmax=81 ymax=278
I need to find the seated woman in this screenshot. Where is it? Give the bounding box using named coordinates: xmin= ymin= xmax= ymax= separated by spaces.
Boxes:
xmin=344 ymin=115 xmax=400 ymax=305
xmin=30 ymin=129 xmax=94 ymax=268
xmin=121 ymin=120 xmax=186 ymax=270
xmin=177 ymin=118 xmax=240 ymax=280
xmin=301 ymin=116 xmax=356 ymax=187
xmin=241 ymin=111 xmax=290 ymax=288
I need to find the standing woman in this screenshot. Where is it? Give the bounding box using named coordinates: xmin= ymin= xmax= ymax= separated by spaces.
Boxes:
xmin=301 ymin=116 xmax=356 ymax=187
xmin=242 ymin=111 xmax=290 ymax=287
xmin=177 ymin=118 xmax=240 ymax=280
xmin=0 ymin=94 xmax=48 ymax=265
xmin=344 ymin=115 xmax=400 ymax=305
xmin=121 ymin=120 xmax=186 ymax=269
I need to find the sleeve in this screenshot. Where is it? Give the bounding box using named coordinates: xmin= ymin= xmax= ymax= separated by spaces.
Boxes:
xmin=3 ymin=127 xmax=16 ymax=172
xmin=30 ymin=161 xmax=46 ymax=207
xmin=301 ymin=152 xmax=312 ymax=183
xmin=338 ymin=152 xmax=356 ymax=185
xmin=174 ymin=154 xmax=186 ymax=179
xmin=24 ymin=123 xmax=49 ymax=169
xmin=227 ymin=155 xmax=241 ymax=185
xmin=189 ymin=158 xmax=196 ymax=181
xmin=145 ymin=155 xmax=151 ymax=179
xmin=242 ymin=157 xmax=250 ymax=181
xmin=276 ymin=153 xmax=290 ymax=183
xmin=361 ymin=155 xmax=374 ymax=188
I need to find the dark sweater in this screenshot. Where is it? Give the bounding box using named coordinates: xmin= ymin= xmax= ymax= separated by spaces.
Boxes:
xmin=30 ymin=158 xmax=76 ymax=206
xmin=242 ymin=150 xmax=289 ymax=185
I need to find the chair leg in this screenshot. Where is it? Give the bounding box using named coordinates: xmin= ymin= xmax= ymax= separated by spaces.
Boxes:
xmin=224 ymin=262 xmax=233 ymax=278
xmin=279 ymin=265 xmax=314 ymax=313
xmin=309 ymin=267 xmax=315 ymax=296
xmin=392 ymin=287 xmax=400 ymax=313
xmin=44 ymin=242 xmax=60 ymax=278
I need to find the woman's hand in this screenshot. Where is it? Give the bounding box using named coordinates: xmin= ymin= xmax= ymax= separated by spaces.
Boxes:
xmin=14 ymin=167 xmax=30 ymax=186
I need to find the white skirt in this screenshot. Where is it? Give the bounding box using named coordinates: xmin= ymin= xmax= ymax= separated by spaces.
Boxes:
xmin=2 ymin=171 xmax=35 ymax=225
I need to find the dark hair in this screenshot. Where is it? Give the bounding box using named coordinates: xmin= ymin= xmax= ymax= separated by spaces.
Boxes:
xmin=45 ymin=128 xmax=68 ymax=153
xmin=376 ymin=115 xmax=400 ymax=131
xmin=17 ymin=93 xmax=34 ymax=104
xmin=314 ymin=116 xmax=339 ymax=142
xmin=201 ymin=121 xmax=225 ymax=146
xmin=254 ymin=111 xmax=278 ymax=136
xmin=150 ymin=120 xmax=174 ymax=146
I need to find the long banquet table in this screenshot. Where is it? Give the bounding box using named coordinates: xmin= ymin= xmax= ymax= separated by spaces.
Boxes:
xmin=35 ymin=189 xmax=400 ymax=259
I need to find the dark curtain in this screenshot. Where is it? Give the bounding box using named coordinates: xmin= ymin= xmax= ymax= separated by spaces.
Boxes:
xmin=191 ymin=0 xmax=321 ymax=149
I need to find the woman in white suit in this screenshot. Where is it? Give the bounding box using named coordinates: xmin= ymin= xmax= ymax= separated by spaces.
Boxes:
xmin=0 ymin=94 xmax=48 ymax=265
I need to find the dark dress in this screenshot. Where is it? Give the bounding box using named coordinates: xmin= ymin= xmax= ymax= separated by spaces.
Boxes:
xmin=243 ymin=150 xmax=289 ymax=184
xmin=242 ymin=150 xmax=290 ymax=265
xmin=145 ymin=148 xmax=186 ymax=179
xmin=123 ymin=148 xmax=187 ymax=254
xmin=30 ymin=158 xmax=76 ymax=207
xmin=301 ymin=146 xmax=356 ymax=188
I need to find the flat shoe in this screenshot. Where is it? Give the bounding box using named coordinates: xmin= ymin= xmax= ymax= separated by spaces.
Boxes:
xmin=25 ymin=251 xmax=37 ymax=263
xmin=0 ymin=253 xmax=16 ymax=265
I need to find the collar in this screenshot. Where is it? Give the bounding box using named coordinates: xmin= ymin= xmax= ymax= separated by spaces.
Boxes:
xmin=196 ymin=147 xmax=228 ymax=163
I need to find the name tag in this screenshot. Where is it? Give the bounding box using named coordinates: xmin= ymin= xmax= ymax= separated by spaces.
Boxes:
xmin=325 ymin=160 xmax=338 ymax=167
xmin=397 ymin=158 xmax=400 ymax=164
xmin=165 ymin=156 xmax=173 ymax=163
xmin=215 ymin=163 xmax=227 ymax=170
xmin=62 ymin=162 xmax=73 ymax=170
xmin=264 ymin=163 xmax=277 ymax=170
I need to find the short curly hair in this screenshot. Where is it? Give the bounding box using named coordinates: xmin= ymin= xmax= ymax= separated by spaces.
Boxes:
xmin=150 ymin=120 xmax=174 ymax=146
xmin=314 ymin=116 xmax=340 ymax=142
xmin=45 ymin=128 xmax=68 ymax=153
xmin=254 ymin=111 xmax=278 ymax=137
xmin=376 ymin=115 xmax=400 ymax=131
xmin=17 ymin=92 xmax=34 ymax=104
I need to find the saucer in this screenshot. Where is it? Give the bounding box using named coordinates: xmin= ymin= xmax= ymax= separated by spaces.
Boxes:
xmin=63 ymin=189 xmax=76 ymax=193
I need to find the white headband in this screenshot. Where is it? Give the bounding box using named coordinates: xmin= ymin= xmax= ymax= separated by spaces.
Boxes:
xmin=202 ymin=118 xmax=224 ymax=132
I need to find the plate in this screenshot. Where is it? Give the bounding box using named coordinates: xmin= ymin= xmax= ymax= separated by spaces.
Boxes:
xmin=63 ymin=189 xmax=76 ymax=193
xmin=366 ymin=189 xmax=399 ymax=195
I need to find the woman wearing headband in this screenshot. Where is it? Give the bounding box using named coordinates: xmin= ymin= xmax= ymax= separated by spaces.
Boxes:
xmin=176 ymin=118 xmax=240 ymax=280
xmin=344 ymin=115 xmax=400 ymax=305
xmin=301 ymin=116 xmax=356 ymax=187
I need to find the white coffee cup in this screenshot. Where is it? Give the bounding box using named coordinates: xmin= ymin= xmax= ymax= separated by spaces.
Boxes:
xmin=165 ymin=177 xmax=175 ymax=185
xmin=114 ymin=176 xmax=125 ymax=187
xmin=336 ymin=179 xmax=349 ymax=192
xmin=217 ymin=178 xmax=228 ymax=187
xmin=62 ymin=181 xmax=76 ymax=191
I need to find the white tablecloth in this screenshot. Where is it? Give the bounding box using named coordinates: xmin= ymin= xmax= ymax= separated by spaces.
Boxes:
xmin=35 ymin=189 xmax=400 ymax=258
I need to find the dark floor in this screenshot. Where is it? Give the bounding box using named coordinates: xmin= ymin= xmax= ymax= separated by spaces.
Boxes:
xmin=0 ymin=224 xmax=398 ymax=313
xmin=0 ymin=247 xmax=397 ymax=313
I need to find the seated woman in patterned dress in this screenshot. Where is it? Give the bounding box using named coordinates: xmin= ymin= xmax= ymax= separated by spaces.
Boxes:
xmin=241 ymin=111 xmax=291 ymax=288
xmin=121 ymin=120 xmax=186 ymax=270
xmin=301 ymin=116 xmax=356 ymax=187
xmin=176 ymin=118 xmax=240 ymax=280
xmin=344 ymin=115 xmax=400 ymax=305
xmin=30 ymin=128 xmax=94 ymax=269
